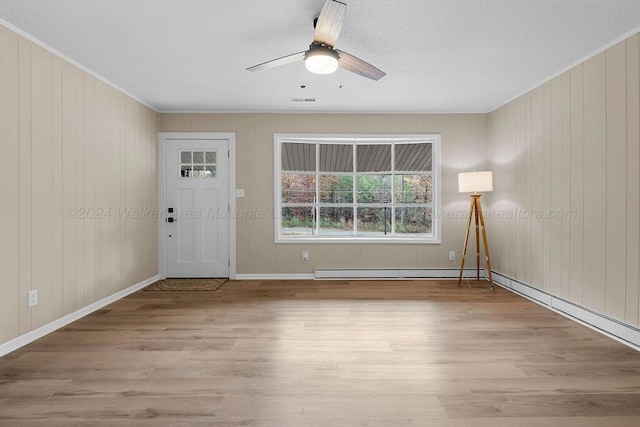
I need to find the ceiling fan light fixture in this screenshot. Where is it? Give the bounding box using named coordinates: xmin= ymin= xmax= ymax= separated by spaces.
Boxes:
xmin=246 ymin=1 xmax=384 ymax=80
xmin=305 ymin=46 xmax=339 ymax=74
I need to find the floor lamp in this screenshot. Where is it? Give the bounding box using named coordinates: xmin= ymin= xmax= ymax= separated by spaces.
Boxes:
xmin=457 ymin=171 xmax=494 ymax=291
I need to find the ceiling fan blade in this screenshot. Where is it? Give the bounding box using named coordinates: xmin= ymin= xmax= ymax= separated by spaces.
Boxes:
xmin=247 ymin=51 xmax=306 ymax=72
xmin=336 ymin=50 xmax=386 ymax=81
xmin=313 ymin=0 xmax=347 ymax=48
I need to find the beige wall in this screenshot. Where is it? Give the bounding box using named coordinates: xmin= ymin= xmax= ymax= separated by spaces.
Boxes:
xmin=488 ymin=34 xmax=640 ymax=328
xmin=0 ymin=24 xmax=158 ymax=344
xmin=160 ymin=113 xmax=488 ymax=275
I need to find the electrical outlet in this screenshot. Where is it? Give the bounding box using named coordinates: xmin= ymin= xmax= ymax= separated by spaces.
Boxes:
xmin=28 ymin=289 xmax=38 ymax=307
xmin=449 ymin=251 xmax=456 ymax=261
xmin=235 ymin=189 xmax=245 ymax=198
xmin=302 ymin=250 xmax=309 ymax=261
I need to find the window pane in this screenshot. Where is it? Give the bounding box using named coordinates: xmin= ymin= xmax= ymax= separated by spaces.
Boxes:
xmin=192 ymin=165 xmax=206 ymax=178
xmin=357 ymin=207 xmax=392 ymax=235
xmin=394 ymin=174 xmax=432 ymax=204
xmin=319 ymin=207 xmax=353 ymax=235
xmin=320 ymin=175 xmax=353 ymax=203
xmin=395 ymin=207 xmax=432 ymax=235
xmin=320 ymin=144 xmax=353 ymax=172
xmin=282 ymin=142 xmax=316 ymax=172
xmin=281 ymin=207 xmax=315 ymax=236
xmin=395 ymin=143 xmax=432 ymax=171
xmin=281 ymin=174 xmax=316 ymax=203
xmin=180 ymin=151 xmax=192 ymax=163
xmin=193 ymin=151 xmax=204 ymax=164
xmin=205 ymin=151 xmax=216 ymax=164
xmin=357 ymin=144 xmax=391 ymax=172
xmin=180 ymin=165 xmax=191 ymax=177
xmin=356 ymin=175 xmax=391 ymax=203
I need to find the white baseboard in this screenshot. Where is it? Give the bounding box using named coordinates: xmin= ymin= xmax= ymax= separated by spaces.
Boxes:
xmin=234 ymin=273 xmax=315 ymax=280
xmin=492 ymin=271 xmax=640 ymax=351
xmin=0 ymin=275 xmax=160 ymax=357
xmin=315 ymin=268 xmax=487 ymax=280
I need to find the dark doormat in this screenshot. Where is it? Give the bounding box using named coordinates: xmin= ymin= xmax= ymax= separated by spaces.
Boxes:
xmin=144 ymin=278 xmax=229 ymax=291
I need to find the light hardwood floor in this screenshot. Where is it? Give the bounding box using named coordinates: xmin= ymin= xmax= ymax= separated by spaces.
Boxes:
xmin=1 ymin=280 xmax=640 ymax=426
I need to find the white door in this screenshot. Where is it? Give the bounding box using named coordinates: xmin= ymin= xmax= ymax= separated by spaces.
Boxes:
xmin=166 ymin=139 xmax=229 ymax=277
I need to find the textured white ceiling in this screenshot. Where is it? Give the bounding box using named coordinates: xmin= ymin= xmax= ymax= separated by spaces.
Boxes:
xmin=1 ymin=0 xmax=639 ymax=113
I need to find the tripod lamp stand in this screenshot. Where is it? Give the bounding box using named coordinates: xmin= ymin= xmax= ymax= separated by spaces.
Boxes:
xmin=457 ymin=171 xmax=494 ymax=291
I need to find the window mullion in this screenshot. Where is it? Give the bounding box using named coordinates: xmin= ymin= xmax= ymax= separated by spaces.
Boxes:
xmin=276 ymin=144 xmax=280 ymax=238
xmin=390 ymin=142 xmax=395 ymax=236
xmin=352 ymin=142 xmax=358 ymax=235
xmin=315 ymin=143 xmax=320 ymax=235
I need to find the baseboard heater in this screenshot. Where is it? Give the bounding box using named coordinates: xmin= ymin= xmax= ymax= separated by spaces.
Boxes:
xmin=491 ymin=271 xmax=640 ymax=350
xmin=315 ymin=268 xmax=488 ymax=280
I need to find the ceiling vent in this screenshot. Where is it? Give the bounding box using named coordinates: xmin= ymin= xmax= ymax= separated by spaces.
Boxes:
xmin=291 ymin=97 xmax=317 ymax=102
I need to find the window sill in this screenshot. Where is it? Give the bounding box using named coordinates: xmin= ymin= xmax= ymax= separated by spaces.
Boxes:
xmin=275 ymin=237 xmax=441 ymax=244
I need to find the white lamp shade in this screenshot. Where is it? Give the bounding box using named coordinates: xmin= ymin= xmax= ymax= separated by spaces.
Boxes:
xmin=458 ymin=171 xmax=493 ymax=193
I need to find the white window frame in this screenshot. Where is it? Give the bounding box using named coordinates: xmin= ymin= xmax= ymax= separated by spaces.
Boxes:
xmin=274 ymin=134 xmax=441 ymax=244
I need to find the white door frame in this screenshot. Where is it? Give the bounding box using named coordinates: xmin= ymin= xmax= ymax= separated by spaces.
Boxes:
xmin=158 ymin=132 xmax=237 ymax=279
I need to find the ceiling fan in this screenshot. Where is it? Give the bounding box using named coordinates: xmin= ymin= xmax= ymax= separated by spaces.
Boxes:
xmin=246 ymin=0 xmax=386 ymax=81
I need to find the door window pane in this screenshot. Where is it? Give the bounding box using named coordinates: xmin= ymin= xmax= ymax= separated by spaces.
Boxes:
xmin=204 ymin=166 xmax=216 ymax=178
xmin=180 ymin=151 xmax=192 ymax=163
xmin=192 ymin=165 xmax=205 ymax=178
xmin=193 ymin=151 xmax=204 ymax=164
xmin=205 ymin=151 xmax=216 ymax=164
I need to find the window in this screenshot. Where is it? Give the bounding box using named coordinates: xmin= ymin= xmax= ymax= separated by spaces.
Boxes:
xmin=275 ymin=134 xmax=440 ymax=243
xmin=180 ymin=150 xmax=217 ymax=178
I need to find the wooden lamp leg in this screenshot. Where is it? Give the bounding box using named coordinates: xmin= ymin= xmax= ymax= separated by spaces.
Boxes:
xmin=458 ymin=194 xmax=493 ymax=291
xmin=457 ymin=196 xmax=475 ymax=286
xmin=476 ymin=197 xmax=494 ymax=291
xmin=475 ymin=197 xmax=480 ymax=282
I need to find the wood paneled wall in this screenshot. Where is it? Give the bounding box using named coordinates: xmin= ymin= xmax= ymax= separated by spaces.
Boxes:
xmin=488 ymin=34 xmax=640 ymax=328
xmin=159 ymin=113 xmax=488 ymax=275
xmin=0 ymin=24 xmax=158 ymax=344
